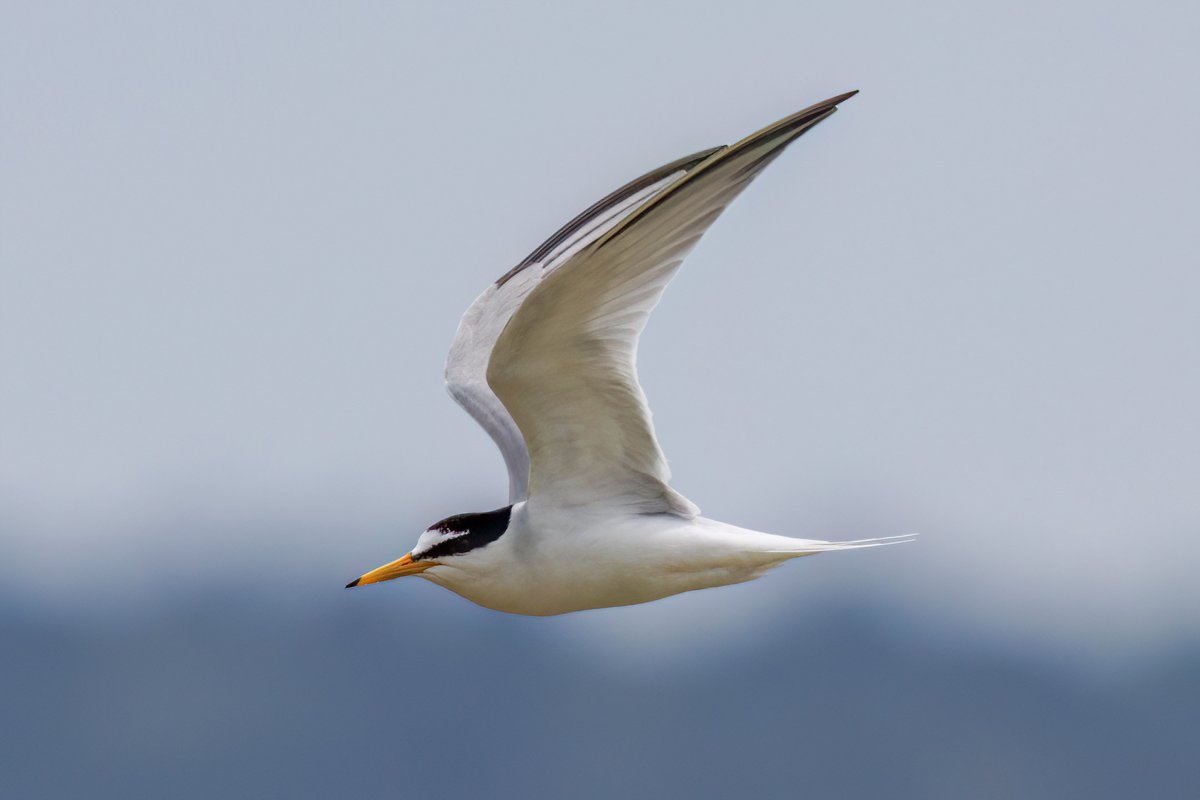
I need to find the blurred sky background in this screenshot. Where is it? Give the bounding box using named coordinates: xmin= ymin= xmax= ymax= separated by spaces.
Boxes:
xmin=2 ymin=1 xmax=1198 ymax=797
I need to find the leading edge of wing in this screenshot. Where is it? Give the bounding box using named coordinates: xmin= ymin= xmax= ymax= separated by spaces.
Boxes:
xmin=495 ymin=145 xmax=726 ymax=287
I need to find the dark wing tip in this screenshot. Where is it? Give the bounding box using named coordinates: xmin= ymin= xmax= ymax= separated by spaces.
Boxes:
xmin=749 ymin=89 xmax=860 ymax=146
xmin=583 ymin=91 xmax=857 ymax=258
xmin=495 ymin=91 xmax=857 ymax=286
xmin=344 ymin=578 xmax=361 ymax=589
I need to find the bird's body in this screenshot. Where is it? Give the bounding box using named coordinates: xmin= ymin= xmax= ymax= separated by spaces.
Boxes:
xmin=347 ymin=90 xmax=913 ymax=613
xmin=420 ymin=504 xmax=860 ymax=616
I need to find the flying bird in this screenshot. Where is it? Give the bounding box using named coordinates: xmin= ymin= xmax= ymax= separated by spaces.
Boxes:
xmin=346 ymin=90 xmax=912 ymax=614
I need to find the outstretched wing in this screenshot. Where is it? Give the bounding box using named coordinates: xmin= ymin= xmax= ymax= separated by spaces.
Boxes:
xmin=487 ymin=91 xmax=856 ymax=516
xmin=445 ymin=148 xmax=723 ymax=503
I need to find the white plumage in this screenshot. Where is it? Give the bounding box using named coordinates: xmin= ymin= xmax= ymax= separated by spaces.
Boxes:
xmin=348 ymin=90 xmax=914 ymax=614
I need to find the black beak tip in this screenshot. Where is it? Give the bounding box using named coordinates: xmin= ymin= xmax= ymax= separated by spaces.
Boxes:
xmin=345 ymin=578 xmax=361 ymax=589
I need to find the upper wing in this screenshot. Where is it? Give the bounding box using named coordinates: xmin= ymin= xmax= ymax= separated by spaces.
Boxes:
xmin=445 ymin=147 xmax=722 ymax=503
xmin=487 ymin=91 xmax=856 ymax=516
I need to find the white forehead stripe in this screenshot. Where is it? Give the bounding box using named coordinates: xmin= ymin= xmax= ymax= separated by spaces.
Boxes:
xmin=414 ymin=528 xmax=464 ymax=555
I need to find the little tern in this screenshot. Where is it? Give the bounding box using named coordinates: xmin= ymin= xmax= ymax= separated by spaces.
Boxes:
xmin=346 ymin=90 xmax=913 ymax=614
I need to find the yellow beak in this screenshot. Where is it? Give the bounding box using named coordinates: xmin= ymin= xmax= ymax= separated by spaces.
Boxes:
xmin=345 ymin=553 xmax=434 ymax=588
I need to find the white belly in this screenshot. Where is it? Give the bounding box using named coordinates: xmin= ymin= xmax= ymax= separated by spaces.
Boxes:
xmin=419 ymin=505 xmax=811 ymax=616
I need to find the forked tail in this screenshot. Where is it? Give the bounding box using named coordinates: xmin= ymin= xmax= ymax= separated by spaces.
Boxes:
xmin=769 ymin=533 xmax=918 ymax=555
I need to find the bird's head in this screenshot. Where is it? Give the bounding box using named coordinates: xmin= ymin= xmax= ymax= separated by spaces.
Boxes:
xmin=345 ymin=505 xmax=513 ymax=589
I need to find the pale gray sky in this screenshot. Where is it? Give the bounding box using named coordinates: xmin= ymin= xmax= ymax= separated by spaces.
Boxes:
xmin=2 ymin=0 xmax=1198 ymax=658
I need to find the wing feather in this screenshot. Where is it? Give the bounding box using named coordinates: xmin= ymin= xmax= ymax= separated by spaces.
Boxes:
xmin=445 ymin=148 xmax=721 ymax=502
xmin=487 ymin=92 xmax=856 ymax=515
